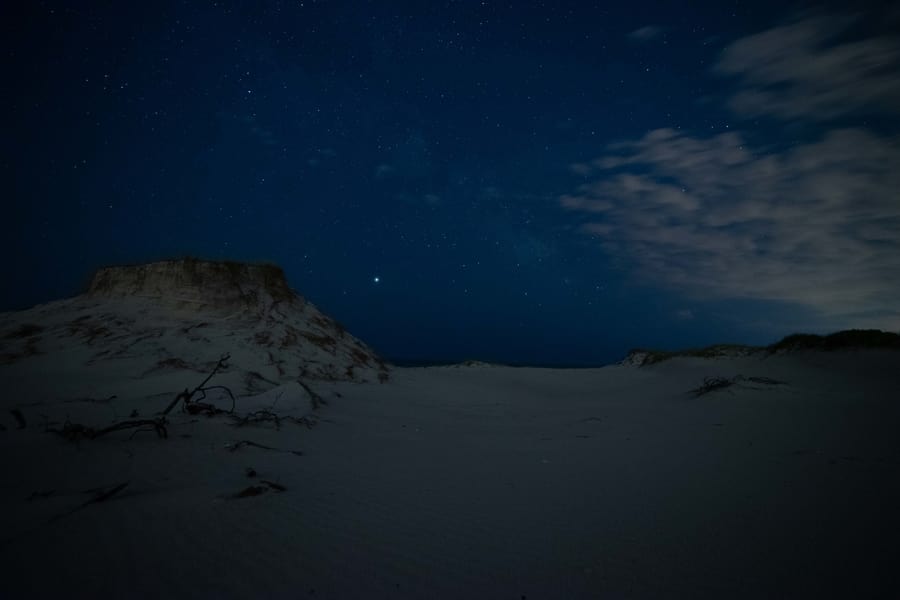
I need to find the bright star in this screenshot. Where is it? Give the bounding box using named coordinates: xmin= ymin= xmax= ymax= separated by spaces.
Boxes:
xmin=373 ymin=276 xmax=380 ymax=283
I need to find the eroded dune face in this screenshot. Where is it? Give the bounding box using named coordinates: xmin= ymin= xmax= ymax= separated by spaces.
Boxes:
xmin=85 ymin=259 xmax=297 ymax=310
xmin=0 ymin=259 xmax=388 ymax=401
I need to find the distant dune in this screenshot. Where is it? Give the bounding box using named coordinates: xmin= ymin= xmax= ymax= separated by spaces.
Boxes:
xmin=624 ymin=328 xmax=900 ymax=366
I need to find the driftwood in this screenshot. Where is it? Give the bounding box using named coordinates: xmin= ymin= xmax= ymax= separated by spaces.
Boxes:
xmin=234 ymin=485 xmax=268 ymax=498
xmin=158 ymin=352 xmax=325 ymax=417
xmin=40 ymin=353 xmax=324 ymax=444
xmin=225 ymin=439 xmax=303 ymax=456
xmin=232 ymin=479 xmax=287 ymax=499
xmin=100 ymin=419 xmax=168 ymax=440
xmin=161 ymin=353 xmax=235 ymax=416
xmin=49 ymin=481 xmax=130 ymax=522
xmin=85 ymin=481 xmax=130 ymax=504
xmin=745 ymin=376 xmax=786 ymax=386
xmin=47 ymin=417 xmax=168 ymax=441
xmin=690 ymin=377 xmax=738 ymax=397
xmin=260 ymin=479 xmax=287 ymax=492
xmin=689 ymin=375 xmax=787 ymax=397
xmin=63 ymin=395 xmax=117 ymax=405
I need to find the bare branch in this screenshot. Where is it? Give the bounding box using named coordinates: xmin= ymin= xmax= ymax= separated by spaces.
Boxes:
xmin=688 ymin=375 xmax=788 ymax=397
xmin=225 ymin=439 xmax=303 ymax=456
xmin=49 ymin=481 xmax=130 ymax=523
xmin=161 ymin=353 xmax=235 ymax=416
xmin=47 ymin=418 xmax=168 ymax=441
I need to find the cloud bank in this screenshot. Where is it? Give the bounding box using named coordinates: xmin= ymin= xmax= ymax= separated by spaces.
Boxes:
xmin=563 ymin=128 xmax=900 ymax=326
xmin=563 ymin=14 xmax=900 ymax=329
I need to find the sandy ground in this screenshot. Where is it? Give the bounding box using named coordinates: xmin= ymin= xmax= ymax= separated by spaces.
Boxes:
xmin=1 ymin=351 xmax=899 ymax=598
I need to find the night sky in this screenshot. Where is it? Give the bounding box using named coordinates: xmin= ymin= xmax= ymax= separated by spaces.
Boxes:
xmin=4 ymin=1 xmax=899 ymax=365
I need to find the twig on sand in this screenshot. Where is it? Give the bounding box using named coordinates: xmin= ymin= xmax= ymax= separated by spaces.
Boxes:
xmin=43 ymin=354 xmax=235 ymax=443
xmin=63 ymin=395 xmax=117 ymax=405
xmin=47 ymin=418 xmax=168 ymax=441
xmin=234 ymin=485 xmax=268 ymax=498
xmin=161 ymin=353 xmax=235 ymax=416
xmin=689 ymin=375 xmax=787 ymax=397
xmin=225 ymin=439 xmax=303 ymax=456
xmin=49 ymin=481 xmax=130 ymax=522
xmin=232 ymin=479 xmax=287 ymax=499
xmin=690 ymin=376 xmax=739 ymax=397
xmin=745 ymin=376 xmax=786 ymax=386
xmin=86 ymin=481 xmax=130 ymax=504
xmin=96 ymin=419 xmax=168 ymax=439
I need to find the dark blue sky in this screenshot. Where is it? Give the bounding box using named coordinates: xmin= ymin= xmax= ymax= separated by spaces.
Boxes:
xmin=4 ymin=1 xmax=899 ymax=365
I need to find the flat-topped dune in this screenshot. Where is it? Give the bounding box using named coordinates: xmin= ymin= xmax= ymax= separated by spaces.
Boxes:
xmin=0 ymin=259 xmax=388 ymax=402
xmin=86 ymin=258 xmax=295 ymax=309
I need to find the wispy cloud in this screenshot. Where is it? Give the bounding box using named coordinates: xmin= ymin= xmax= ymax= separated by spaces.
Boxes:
xmin=629 ymin=25 xmax=662 ymax=42
xmin=715 ymin=13 xmax=900 ymax=120
xmin=561 ymin=127 xmax=900 ymax=328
